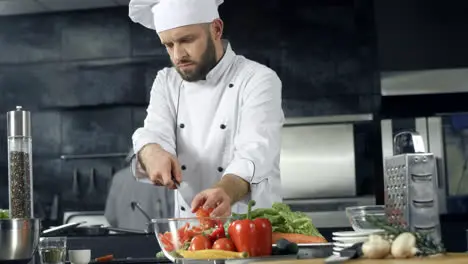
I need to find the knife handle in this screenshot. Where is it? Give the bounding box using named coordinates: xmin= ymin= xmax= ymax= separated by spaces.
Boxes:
xmin=171 ymin=175 xmax=180 ymax=187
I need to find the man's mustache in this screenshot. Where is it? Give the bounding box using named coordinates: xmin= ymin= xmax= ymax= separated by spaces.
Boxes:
xmin=176 ymin=59 xmax=195 ymax=66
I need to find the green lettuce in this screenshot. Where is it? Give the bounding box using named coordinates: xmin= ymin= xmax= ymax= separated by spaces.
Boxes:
xmin=232 ymin=202 xmax=322 ymax=237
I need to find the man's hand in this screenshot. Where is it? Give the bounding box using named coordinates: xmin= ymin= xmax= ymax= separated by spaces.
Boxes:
xmin=138 ymin=143 xmax=182 ymax=189
xmin=191 ymin=187 xmax=232 ymax=217
xmin=191 ymin=174 xmax=250 ymax=217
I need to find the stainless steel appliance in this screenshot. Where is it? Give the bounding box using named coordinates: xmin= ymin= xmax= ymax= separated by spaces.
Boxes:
xmin=280 ymin=114 xmax=377 ymax=228
xmin=381 ymin=68 xmax=468 ymax=96
xmin=0 ymin=218 xmax=41 ymax=262
xmin=381 ymin=114 xmax=468 ymax=215
xmin=281 ymin=122 xmax=356 ymax=199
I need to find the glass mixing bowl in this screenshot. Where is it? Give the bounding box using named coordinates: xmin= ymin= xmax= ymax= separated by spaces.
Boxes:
xmin=345 ymin=205 xmax=386 ymax=232
xmin=152 ymin=217 xmax=236 ymax=262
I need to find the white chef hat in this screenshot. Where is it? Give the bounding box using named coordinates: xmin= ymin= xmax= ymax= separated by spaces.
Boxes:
xmin=129 ymin=0 xmax=224 ymax=33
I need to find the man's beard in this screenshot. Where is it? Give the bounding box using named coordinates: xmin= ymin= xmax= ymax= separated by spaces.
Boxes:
xmin=174 ymin=37 xmax=217 ymax=82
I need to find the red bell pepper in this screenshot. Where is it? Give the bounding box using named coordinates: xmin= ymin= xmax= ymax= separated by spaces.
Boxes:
xmin=253 ymin=218 xmax=272 ymax=256
xmin=227 ymin=200 xmax=272 ymax=257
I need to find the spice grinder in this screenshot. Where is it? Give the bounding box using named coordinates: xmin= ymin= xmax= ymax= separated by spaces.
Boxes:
xmin=7 ymin=106 xmax=33 ymax=219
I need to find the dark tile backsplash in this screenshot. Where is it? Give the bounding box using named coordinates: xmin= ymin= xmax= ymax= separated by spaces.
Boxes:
xmin=0 ymin=0 xmax=380 ymax=219
xmin=130 ymin=24 xmax=168 ymax=57
xmin=61 ymin=9 xmax=131 ymax=60
xmin=32 ymin=111 xmax=62 ymax=156
xmin=0 ymin=14 xmax=62 ymax=64
xmin=60 ymin=108 xmax=133 ymax=155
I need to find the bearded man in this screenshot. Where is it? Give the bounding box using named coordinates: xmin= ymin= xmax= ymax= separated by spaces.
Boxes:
xmin=128 ymin=0 xmax=285 ymax=218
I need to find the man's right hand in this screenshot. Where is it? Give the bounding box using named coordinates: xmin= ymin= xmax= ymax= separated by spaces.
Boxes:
xmin=138 ymin=143 xmax=182 ymax=189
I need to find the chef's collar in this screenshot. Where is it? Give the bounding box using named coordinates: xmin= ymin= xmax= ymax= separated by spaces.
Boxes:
xmin=195 ymin=40 xmax=235 ymax=85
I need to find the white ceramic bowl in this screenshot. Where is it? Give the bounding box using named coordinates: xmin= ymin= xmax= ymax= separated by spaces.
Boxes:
xmin=68 ymin=249 xmax=91 ymax=264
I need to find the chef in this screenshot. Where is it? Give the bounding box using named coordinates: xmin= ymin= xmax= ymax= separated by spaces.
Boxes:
xmin=128 ymin=0 xmax=285 ymax=218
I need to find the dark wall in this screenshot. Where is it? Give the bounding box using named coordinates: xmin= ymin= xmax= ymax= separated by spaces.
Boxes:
xmin=374 ymin=0 xmax=468 ymax=71
xmin=0 ymin=0 xmax=380 ymax=221
xmin=374 ymin=0 xmax=468 ymax=119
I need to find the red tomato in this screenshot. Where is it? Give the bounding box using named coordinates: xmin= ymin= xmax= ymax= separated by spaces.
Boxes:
xmin=196 ymin=208 xmax=213 ymax=218
xmin=196 ymin=208 xmax=216 ymax=228
xmin=189 ymin=235 xmax=212 ymax=251
xmin=159 ymin=233 xmax=175 ymax=252
xmin=177 ymin=223 xmax=190 ymax=244
xmin=212 ymin=238 xmax=236 ymax=251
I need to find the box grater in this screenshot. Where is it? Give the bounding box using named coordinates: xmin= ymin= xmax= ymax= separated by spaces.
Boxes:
xmin=383 ymin=131 xmax=442 ymax=243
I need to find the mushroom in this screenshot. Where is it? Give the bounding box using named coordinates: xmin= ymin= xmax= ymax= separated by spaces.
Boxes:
xmin=361 ymin=234 xmax=391 ymax=259
xmin=391 ymin=232 xmax=418 ymax=258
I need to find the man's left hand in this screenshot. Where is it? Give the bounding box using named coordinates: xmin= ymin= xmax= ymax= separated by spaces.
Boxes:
xmin=191 ymin=187 xmax=232 ymax=217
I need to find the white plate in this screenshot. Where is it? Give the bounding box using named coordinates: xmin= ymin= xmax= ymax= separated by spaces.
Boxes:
xmin=333 ymin=246 xmax=344 ymax=252
xmin=333 ymin=236 xmax=368 ymax=243
xmin=333 ymin=242 xmax=354 ymax=248
xmin=332 ymin=229 xmax=384 ymax=237
xmin=272 ymin=242 xmax=332 ymax=247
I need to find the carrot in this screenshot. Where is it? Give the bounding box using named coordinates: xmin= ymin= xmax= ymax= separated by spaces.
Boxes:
xmin=272 ymin=232 xmax=328 ymax=244
xmin=95 ymin=254 xmax=114 ymax=262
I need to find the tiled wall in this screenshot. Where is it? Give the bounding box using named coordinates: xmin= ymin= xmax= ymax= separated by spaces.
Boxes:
xmin=0 ymin=0 xmax=379 ymax=219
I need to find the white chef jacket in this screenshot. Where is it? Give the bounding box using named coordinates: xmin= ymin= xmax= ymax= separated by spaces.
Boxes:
xmin=131 ymin=41 xmax=284 ymax=218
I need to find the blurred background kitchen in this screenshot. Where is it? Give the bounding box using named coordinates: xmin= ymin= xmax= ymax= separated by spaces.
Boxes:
xmin=0 ymin=0 xmax=468 ymax=255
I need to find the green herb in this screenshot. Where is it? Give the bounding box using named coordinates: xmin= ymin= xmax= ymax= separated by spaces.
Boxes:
xmin=232 ymin=202 xmax=323 ymax=237
xmin=182 ymin=241 xmax=191 ymax=250
xmin=202 ymin=227 xmax=215 ymax=236
xmin=155 ymin=251 xmax=165 ymax=258
xmin=0 ymin=209 xmax=9 ymax=219
xmin=365 ymin=215 xmax=446 ymax=256
xmin=224 ymin=220 xmax=232 ymax=238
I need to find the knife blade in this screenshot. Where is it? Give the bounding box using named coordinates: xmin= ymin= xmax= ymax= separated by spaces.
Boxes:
xmin=172 ymin=176 xmax=196 ymax=207
xmin=137 ymin=174 xmax=196 ymax=210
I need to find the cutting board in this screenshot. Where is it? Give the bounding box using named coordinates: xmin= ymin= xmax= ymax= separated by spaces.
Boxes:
xmin=256 ymin=253 xmax=468 ymax=263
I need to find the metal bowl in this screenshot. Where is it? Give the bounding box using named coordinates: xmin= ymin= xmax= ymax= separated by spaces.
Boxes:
xmin=0 ymin=218 xmax=41 ymax=262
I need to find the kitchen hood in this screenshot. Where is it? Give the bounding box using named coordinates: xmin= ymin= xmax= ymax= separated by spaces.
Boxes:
xmin=0 ymin=0 xmax=129 ymax=16
xmin=381 ymin=68 xmax=468 ymax=96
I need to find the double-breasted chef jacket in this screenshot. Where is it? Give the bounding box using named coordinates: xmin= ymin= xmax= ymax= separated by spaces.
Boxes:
xmin=132 ymin=40 xmax=285 ymax=218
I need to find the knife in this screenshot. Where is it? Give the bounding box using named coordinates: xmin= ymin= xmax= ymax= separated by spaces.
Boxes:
xmin=137 ymin=174 xmax=196 ymax=208
xmin=172 ymin=176 xmax=196 ymax=208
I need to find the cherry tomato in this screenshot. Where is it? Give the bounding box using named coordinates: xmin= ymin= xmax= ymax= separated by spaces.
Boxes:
xmin=196 ymin=208 xmax=214 ymax=218
xmin=159 ymin=232 xmax=175 ymax=251
xmin=196 ymin=208 xmax=216 ymax=228
xmin=189 ymin=235 xmax=212 ymax=251
xmin=212 ymin=238 xmax=236 ymax=251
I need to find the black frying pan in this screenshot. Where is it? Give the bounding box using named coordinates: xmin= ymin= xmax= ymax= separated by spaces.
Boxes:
xmin=41 ymin=222 xmax=151 ymax=237
xmin=72 ymin=225 xmax=148 ymax=236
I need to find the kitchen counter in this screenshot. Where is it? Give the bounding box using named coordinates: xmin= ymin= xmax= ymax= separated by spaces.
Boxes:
xmin=256 ymin=253 xmax=468 ymax=264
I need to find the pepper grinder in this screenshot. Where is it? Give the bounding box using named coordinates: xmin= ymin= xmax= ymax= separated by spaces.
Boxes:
xmin=7 ymin=106 xmax=34 ymax=219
